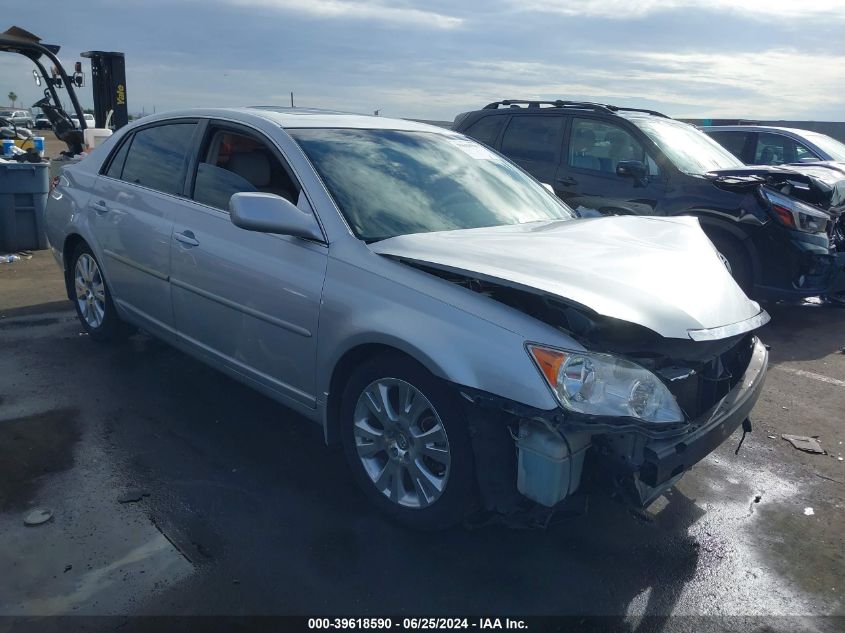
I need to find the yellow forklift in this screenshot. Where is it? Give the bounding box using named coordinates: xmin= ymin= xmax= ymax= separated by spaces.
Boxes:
xmin=0 ymin=25 xmax=128 ymax=157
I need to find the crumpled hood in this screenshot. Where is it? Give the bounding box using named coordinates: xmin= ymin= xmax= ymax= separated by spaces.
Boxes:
xmin=707 ymin=164 xmax=845 ymax=211
xmin=371 ymin=216 xmax=767 ymax=340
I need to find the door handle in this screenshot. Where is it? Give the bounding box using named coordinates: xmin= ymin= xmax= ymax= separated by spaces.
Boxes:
xmin=555 ymin=176 xmax=578 ymax=187
xmin=91 ymin=200 xmax=109 ymax=213
xmin=174 ymin=231 xmax=199 ymax=247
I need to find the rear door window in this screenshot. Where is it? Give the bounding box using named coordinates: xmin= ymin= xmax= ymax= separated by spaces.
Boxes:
xmin=463 ymin=116 xmax=506 ymax=147
xmin=500 ymin=116 xmax=564 ymax=163
xmin=707 ymin=131 xmax=750 ymax=161
xmin=104 ymin=135 xmax=132 ymax=179
xmin=119 ymin=123 xmax=197 ymax=195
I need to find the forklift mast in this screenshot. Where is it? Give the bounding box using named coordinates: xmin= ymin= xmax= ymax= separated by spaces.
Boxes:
xmin=80 ymin=50 xmax=128 ymax=130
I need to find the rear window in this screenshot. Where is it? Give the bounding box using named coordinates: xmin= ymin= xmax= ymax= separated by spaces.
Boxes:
xmin=119 ymin=123 xmax=197 ymax=195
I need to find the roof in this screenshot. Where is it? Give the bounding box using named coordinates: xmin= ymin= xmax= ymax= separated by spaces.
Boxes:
xmin=130 ymin=106 xmax=449 ymax=133
xmin=702 ymin=125 xmax=816 ymax=134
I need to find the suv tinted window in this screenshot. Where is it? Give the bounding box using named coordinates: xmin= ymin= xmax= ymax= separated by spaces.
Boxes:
xmin=120 ymin=123 xmax=197 ymax=195
xmin=464 ymin=116 xmax=505 ymax=147
xmin=755 ymin=132 xmax=817 ymax=165
xmin=192 ymin=129 xmax=299 ymax=211
xmin=500 ymin=116 xmax=563 ymax=162
xmin=569 ymin=118 xmax=650 ymax=174
xmin=708 ymin=131 xmax=749 ymax=160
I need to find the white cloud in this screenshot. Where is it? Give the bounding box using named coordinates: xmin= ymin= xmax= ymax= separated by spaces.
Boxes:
xmin=443 ymin=48 xmax=845 ymax=119
xmin=226 ymin=0 xmax=463 ymax=29
xmin=518 ymin=0 xmax=845 ymax=21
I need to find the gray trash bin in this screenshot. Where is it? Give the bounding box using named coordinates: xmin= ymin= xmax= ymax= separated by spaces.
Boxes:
xmin=0 ymin=161 xmax=49 ymax=253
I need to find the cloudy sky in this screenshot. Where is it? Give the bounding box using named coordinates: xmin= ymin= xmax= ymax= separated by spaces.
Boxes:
xmin=3 ymin=0 xmax=845 ymax=121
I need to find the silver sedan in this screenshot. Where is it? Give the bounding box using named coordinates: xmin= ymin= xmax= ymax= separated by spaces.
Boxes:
xmin=45 ymin=108 xmax=769 ymax=528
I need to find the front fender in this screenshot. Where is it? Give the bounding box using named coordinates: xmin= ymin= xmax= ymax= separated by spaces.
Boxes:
xmin=316 ymin=257 xmax=560 ymax=414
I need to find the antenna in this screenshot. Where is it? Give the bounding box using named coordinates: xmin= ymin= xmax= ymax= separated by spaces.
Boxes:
xmin=290 ymin=92 xmax=294 ymax=108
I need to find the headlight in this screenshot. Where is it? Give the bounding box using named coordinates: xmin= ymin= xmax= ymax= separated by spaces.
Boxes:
xmin=527 ymin=345 xmax=684 ymax=424
xmin=762 ymin=187 xmax=829 ymax=233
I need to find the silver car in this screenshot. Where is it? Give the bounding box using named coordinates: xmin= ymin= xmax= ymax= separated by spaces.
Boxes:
xmin=45 ymin=108 xmax=770 ymax=528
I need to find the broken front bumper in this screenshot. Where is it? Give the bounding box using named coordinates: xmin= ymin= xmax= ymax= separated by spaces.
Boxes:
xmin=638 ymin=337 xmax=768 ymax=489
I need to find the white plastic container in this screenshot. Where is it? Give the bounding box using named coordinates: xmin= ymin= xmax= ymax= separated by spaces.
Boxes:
xmin=516 ymin=421 xmax=573 ymax=507
xmin=83 ymin=127 xmax=113 ymax=151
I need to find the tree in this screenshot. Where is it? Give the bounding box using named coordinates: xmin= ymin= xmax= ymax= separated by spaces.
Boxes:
xmin=8 ymin=91 xmax=17 ymax=107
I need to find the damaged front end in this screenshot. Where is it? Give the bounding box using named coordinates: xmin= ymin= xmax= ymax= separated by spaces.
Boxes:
xmin=708 ymin=165 xmax=845 ymax=297
xmin=434 ymin=266 xmax=770 ymax=512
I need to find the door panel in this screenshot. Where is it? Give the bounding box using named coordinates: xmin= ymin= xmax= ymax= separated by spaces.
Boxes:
xmin=88 ymin=122 xmax=199 ymax=332
xmin=498 ymin=115 xmax=564 ymax=184
xmin=554 ymin=117 xmax=666 ymax=216
xmin=170 ymin=123 xmax=327 ymax=406
xmin=89 ymin=178 xmax=177 ymax=330
xmin=170 ymin=203 xmax=327 ymax=405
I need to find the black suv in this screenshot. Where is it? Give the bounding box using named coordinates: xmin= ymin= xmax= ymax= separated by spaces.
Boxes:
xmin=454 ymin=100 xmax=845 ymax=301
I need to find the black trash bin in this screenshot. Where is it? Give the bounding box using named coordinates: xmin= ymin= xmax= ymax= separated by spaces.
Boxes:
xmin=0 ymin=161 xmax=49 ymax=253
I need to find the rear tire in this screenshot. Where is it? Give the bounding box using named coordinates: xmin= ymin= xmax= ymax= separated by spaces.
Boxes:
xmin=69 ymin=243 xmax=133 ymax=342
xmin=339 ymin=354 xmax=475 ymax=529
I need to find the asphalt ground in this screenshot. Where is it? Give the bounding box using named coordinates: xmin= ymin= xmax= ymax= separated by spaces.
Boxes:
xmin=0 ymin=251 xmax=843 ymax=632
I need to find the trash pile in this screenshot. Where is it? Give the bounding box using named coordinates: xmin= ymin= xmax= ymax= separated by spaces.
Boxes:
xmin=0 ymin=250 xmax=33 ymax=264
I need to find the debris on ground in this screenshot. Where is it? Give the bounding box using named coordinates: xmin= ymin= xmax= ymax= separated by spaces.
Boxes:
xmin=782 ymin=434 xmax=824 ymax=454
xmin=23 ymin=508 xmax=53 ymax=526
xmin=63 ymin=564 xmax=72 ymax=573
xmin=768 ymin=435 xmax=777 ymax=439
xmin=803 ymin=507 xmax=815 ymax=516
xmin=117 ymin=489 xmax=150 ymax=503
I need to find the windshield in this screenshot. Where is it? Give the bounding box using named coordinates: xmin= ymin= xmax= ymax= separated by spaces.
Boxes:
xmin=803 ymin=131 xmax=845 ymax=161
xmin=631 ymin=117 xmax=744 ymax=175
xmin=288 ymin=128 xmax=573 ymax=241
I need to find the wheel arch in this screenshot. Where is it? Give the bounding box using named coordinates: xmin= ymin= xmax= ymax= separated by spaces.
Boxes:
xmin=686 ymin=212 xmax=761 ymax=284
xmin=324 ymin=341 xmax=453 ymax=445
xmin=61 ymin=233 xmax=89 ymax=299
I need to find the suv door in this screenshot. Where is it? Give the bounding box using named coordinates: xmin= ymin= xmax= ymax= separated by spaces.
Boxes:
xmin=89 ymin=121 xmax=199 ymax=333
xmin=169 ymin=121 xmax=328 ymax=408
xmin=553 ymin=117 xmax=666 ymax=215
xmin=497 ymin=115 xmax=565 ymax=185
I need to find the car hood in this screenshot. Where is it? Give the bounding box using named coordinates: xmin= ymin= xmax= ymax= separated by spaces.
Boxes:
xmin=370 ymin=216 xmax=768 ymax=340
xmin=707 ymin=165 xmax=845 ymax=211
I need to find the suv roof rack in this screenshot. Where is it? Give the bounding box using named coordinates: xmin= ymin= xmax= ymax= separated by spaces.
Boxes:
xmin=481 ymin=100 xmax=669 ymax=118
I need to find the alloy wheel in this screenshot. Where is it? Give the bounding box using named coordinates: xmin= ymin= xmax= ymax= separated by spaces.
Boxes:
xmin=74 ymin=253 xmax=106 ymax=329
xmin=352 ymin=378 xmax=451 ymax=509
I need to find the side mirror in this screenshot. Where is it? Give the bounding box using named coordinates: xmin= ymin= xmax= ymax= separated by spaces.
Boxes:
xmin=230 ymin=192 xmax=323 ymax=241
xmin=32 ymin=70 xmax=41 ymax=86
xmin=616 ymin=160 xmax=648 ymax=180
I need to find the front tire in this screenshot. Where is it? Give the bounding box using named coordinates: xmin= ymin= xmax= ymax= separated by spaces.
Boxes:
xmin=709 ymin=234 xmax=752 ymax=294
xmin=339 ymin=354 xmax=475 ymax=529
xmin=69 ymin=243 xmax=133 ymax=342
